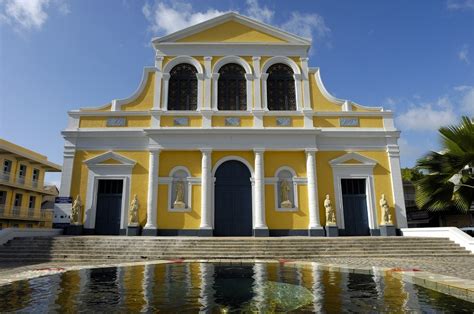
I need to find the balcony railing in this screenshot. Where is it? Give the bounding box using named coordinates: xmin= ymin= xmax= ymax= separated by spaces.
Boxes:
xmin=0 ymin=171 xmax=55 ymax=194
xmin=0 ymin=206 xmax=53 ymax=222
xmin=0 ymin=171 xmax=10 ymax=182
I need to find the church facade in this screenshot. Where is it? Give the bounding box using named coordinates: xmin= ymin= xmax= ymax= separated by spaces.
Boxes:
xmin=58 ymin=12 xmax=407 ymax=236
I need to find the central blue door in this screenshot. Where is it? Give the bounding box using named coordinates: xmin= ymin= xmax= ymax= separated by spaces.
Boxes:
xmin=341 ymin=179 xmax=370 ymax=236
xmin=214 ymin=160 xmax=253 ymax=236
xmin=94 ymin=179 xmax=123 ymax=235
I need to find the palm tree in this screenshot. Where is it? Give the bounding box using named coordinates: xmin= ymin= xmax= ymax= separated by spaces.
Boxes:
xmin=415 ymin=116 xmax=474 ymax=212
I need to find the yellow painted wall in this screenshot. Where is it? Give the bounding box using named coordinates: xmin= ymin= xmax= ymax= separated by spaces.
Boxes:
xmin=265 ymin=184 xmax=309 ymax=229
xmin=121 ymin=72 xmax=155 ymax=111
xmin=313 ymin=116 xmax=384 ymax=128
xmin=264 ymin=151 xmax=306 ymax=177
xmin=160 ymin=116 xmax=202 ymax=127
xmin=157 ymin=151 xmax=202 ymax=229
xmin=309 ymin=75 xmax=342 ymax=112
xmin=315 ymin=151 xmax=395 ymax=226
xmin=177 ymin=21 xmax=287 ymax=43
xmin=70 ymin=150 xmax=149 ymax=226
xmin=79 ymin=116 xmax=151 ymax=128
xmin=212 ymin=116 xmax=253 ymax=127
xmin=263 ymin=116 xmax=304 ymax=127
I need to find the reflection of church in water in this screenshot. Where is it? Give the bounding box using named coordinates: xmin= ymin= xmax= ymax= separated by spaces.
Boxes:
xmin=6 ymin=263 xmax=424 ymax=312
xmin=58 ymin=12 xmax=407 ymax=236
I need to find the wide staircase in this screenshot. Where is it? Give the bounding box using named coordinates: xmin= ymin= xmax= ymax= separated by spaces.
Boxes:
xmin=0 ymin=236 xmax=471 ymax=263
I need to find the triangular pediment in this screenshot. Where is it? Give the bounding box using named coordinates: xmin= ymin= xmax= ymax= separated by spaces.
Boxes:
xmin=84 ymin=151 xmax=136 ymax=167
xmin=153 ymin=12 xmax=310 ymax=45
xmin=329 ymin=152 xmax=377 ymax=167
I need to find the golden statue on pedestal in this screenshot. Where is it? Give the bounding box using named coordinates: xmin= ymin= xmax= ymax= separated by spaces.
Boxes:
xmin=71 ymin=195 xmax=82 ymax=225
xmin=380 ymin=194 xmax=393 ymax=225
xmin=280 ymin=179 xmax=293 ymax=208
xmin=173 ymin=180 xmax=186 ymax=209
xmin=324 ymin=194 xmax=337 ymax=225
xmin=128 ymin=194 xmax=139 ymax=226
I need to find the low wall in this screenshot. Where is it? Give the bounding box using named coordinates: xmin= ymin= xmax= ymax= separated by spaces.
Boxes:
xmin=0 ymin=228 xmax=62 ymax=246
xmin=401 ymin=227 xmax=474 ymax=253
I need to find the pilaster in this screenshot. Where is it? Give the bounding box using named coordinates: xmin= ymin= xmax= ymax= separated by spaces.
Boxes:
xmin=143 ymin=149 xmax=160 ymax=235
xmin=253 ymin=148 xmax=268 ymax=236
xmin=387 ymin=145 xmax=408 ymax=228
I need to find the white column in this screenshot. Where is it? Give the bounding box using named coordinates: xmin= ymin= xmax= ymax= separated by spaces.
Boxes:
xmin=196 ymin=73 xmax=205 ymax=110
xmin=143 ymin=150 xmax=160 ymax=235
xmin=211 ymin=73 xmax=219 ymax=110
xmin=59 ymin=144 xmax=75 ymax=197
xmin=252 ymin=56 xmax=262 ymax=110
xmin=300 ymin=57 xmax=312 ymax=110
xmin=261 ymin=73 xmax=269 ymax=110
xmin=153 ymin=72 xmax=163 ymax=110
xmin=160 ymin=73 xmax=170 ymax=111
xmin=387 ymin=144 xmax=408 ymax=228
xmin=294 ymin=74 xmax=303 ymax=111
xmin=203 ymin=56 xmax=212 ymax=110
xmin=245 ymin=73 xmax=254 ymax=111
xmin=254 ymin=149 xmax=268 ymax=235
xmin=306 ymin=149 xmax=323 ymax=235
xmin=200 ymin=149 xmax=213 ymax=235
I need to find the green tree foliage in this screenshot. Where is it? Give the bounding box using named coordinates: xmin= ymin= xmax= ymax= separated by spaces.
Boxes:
xmin=415 ymin=116 xmax=474 ymax=212
xmin=401 ymin=168 xmax=424 ymax=182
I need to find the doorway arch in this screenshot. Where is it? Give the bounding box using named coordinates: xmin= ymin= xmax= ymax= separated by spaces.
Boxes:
xmin=214 ymin=160 xmax=253 ymax=236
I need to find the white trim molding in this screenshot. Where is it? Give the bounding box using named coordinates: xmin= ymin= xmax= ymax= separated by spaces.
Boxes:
xmin=329 ymin=152 xmax=378 ymax=231
xmin=272 ymin=166 xmax=299 ymax=212
xmin=212 ymin=55 xmax=254 ymax=111
xmin=83 ymin=151 xmax=136 ymax=231
xmin=162 ymin=56 xmax=204 ymax=110
xmin=386 ymin=144 xmax=408 ymax=228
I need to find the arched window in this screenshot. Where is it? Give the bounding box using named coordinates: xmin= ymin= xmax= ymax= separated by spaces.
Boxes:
xmin=276 ymin=169 xmax=295 ymax=209
xmin=168 ymin=64 xmax=198 ymax=110
xmin=267 ymin=63 xmax=296 ymax=111
xmin=218 ymin=63 xmax=247 ymax=110
xmin=170 ymin=169 xmax=189 ymax=210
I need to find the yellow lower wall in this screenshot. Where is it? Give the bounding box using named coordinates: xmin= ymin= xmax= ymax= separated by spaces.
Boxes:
xmin=160 ymin=116 xmax=202 ymax=127
xmin=314 ymin=116 xmax=384 ymax=128
xmin=70 ymin=149 xmax=395 ymax=230
xmin=212 ymin=116 xmax=253 ymax=127
xmin=263 ymin=116 xmax=304 ymax=127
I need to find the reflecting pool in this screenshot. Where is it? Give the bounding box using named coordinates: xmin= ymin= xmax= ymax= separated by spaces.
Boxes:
xmin=0 ymin=262 xmax=473 ymax=312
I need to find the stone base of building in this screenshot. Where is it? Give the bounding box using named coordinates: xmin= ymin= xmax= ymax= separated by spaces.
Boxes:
xmin=142 ymin=228 xmax=159 ymax=236
xmin=380 ymin=225 xmax=396 ymax=236
xmin=325 ymin=225 xmax=339 ymax=237
xmin=197 ymin=228 xmax=213 ymax=237
xmin=254 ymin=228 xmax=269 ymax=237
xmin=64 ymin=224 xmax=83 ymax=235
xmin=269 ymin=229 xmax=309 ymax=236
xmin=309 ymin=227 xmax=325 ymax=237
xmin=127 ymin=225 xmax=141 ymax=236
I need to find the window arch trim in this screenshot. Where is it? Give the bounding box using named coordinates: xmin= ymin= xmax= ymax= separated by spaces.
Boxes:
xmin=262 ymin=56 xmax=302 ymax=111
xmin=212 ymin=56 xmax=253 ymax=111
xmin=166 ymin=166 xmax=193 ymax=212
xmin=162 ymin=56 xmax=204 ymax=111
xmin=273 ymin=166 xmax=299 ymax=212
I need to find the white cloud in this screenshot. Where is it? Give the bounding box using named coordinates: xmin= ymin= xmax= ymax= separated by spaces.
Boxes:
xmin=142 ymin=0 xmax=331 ymax=50
xmin=244 ymin=0 xmax=274 ymax=24
xmin=396 ymin=103 xmax=457 ymax=131
xmin=280 ymin=11 xmax=330 ymax=41
xmin=0 ymin=0 xmax=68 ymax=31
xmin=142 ymin=1 xmax=227 ymax=35
xmin=447 ymin=0 xmax=474 ymax=10
xmin=458 ymin=45 xmax=470 ymax=64
xmin=458 ymin=86 xmax=474 ymax=114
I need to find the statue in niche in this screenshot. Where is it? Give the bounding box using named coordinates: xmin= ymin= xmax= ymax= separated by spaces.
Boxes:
xmin=380 ymin=194 xmax=393 ymax=225
xmin=280 ymin=179 xmax=293 ymax=208
xmin=128 ymin=194 xmax=139 ymax=226
xmin=173 ymin=180 xmax=186 ymax=209
xmin=324 ymin=194 xmax=337 ymax=225
xmin=71 ymin=195 xmax=82 ymax=225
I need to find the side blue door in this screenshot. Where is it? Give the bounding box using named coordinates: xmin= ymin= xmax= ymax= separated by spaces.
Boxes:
xmin=341 ymin=179 xmax=370 ymax=236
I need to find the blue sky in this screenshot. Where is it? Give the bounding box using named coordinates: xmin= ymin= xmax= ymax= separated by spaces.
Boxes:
xmin=1 ymin=0 xmax=473 ymax=186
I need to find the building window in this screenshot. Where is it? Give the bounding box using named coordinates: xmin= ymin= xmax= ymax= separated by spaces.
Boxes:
xmin=169 ymin=169 xmax=189 ymax=211
xmin=168 ymin=64 xmax=198 ymax=111
xmin=218 ymin=63 xmax=247 ymax=111
xmin=0 ymin=191 xmax=6 ymax=206
xmin=13 ymin=224 xmax=19 ymax=228
xmin=275 ymin=168 xmax=297 ymax=211
xmin=14 ymin=193 xmax=22 ymax=207
xmin=267 ymin=63 xmax=296 ymax=111
xmin=1 ymin=160 xmax=12 ymax=181
xmin=32 ymin=169 xmax=40 ymax=187
xmin=28 ymin=196 xmax=36 ymax=209
xmin=18 ymin=164 xmax=27 ymax=184
xmin=27 ymin=223 xmax=33 ymax=228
